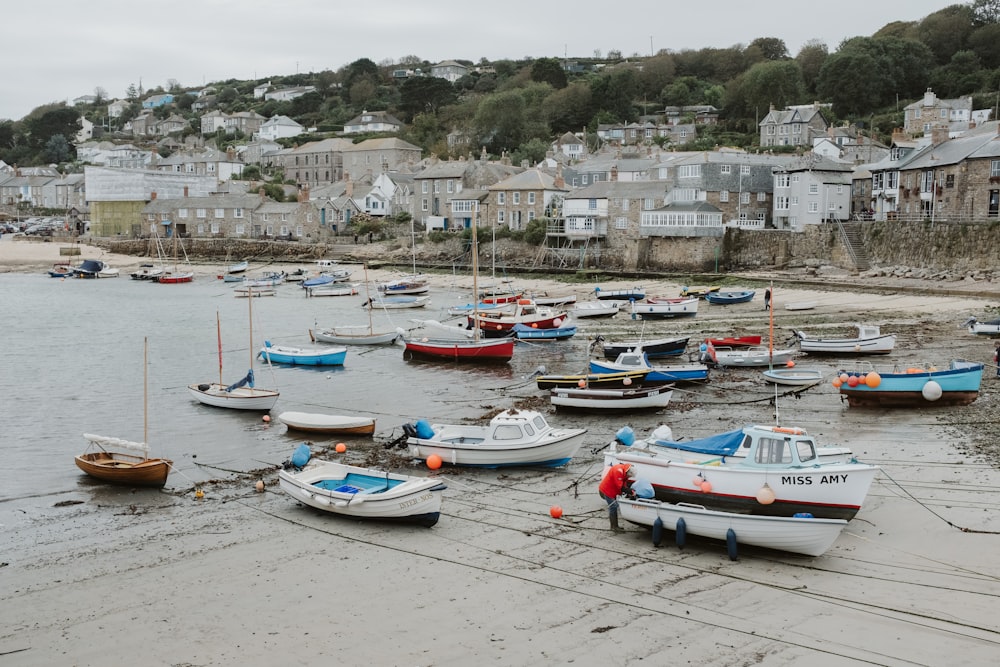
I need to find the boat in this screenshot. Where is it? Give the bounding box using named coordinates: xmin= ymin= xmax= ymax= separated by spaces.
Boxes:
xmin=365 ymin=295 xmax=431 ymax=310
xmin=129 ymin=263 xmax=163 ymax=281
xmin=550 ymin=385 xmax=673 ymax=411
xmin=679 ymin=285 xmax=720 ymax=298
xmin=379 ymin=276 xmax=430 ymax=295
xmin=605 ymin=422 xmax=879 ymax=520
xmin=401 ymin=409 xmax=587 ymax=468
xmin=963 ymin=316 xmax=1000 ymax=336
xmin=278 ymin=445 xmax=444 ymax=527
xmin=156 ymin=224 xmax=194 ymax=283
xmin=242 ymin=271 xmax=285 ymax=287
xmin=785 ymin=301 xmax=817 ymax=311
xmin=589 ymin=351 xmax=709 ymax=383
xmin=835 ymin=360 xmax=984 ymax=407
xmin=258 ymin=340 xmax=347 ymax=366
xmin=706 ymin=335 xmax=762 ymax=348
xmin=594 ymin=286 xmax=645 ymax=301
xmin=704 ymin=343 xmax=797 ymax=367
xmin=510 ymin=323 xmax=577 ymax=340
xmin=403 ymin=336 xmax=515 ymax=362
xmin=310 ymin=264 xmax=403 ymax=344
xmin=530 ymin=293 xmax=577 ymax=307
xmin=73 ymin=259 xmax=119 ymax=278
xmin=305 ymin=283 xmax=358 ymax=297
xmin=284 ymin=267 xmax=309 ymax=283
xmin=49 ymin=262 xmax=75 ymax=278
xmin=277 ymin=411 xmax=376 ymax=435
xmin=572 ymin=300 xmax=620 ymax=319
xmin=469 ymin=298 xmax=569 ymax=336
xmin=188 ymin=300 xmax=280 ymax=411
xmin=704 ymin=290 xmax=756 ymax=305
xmin=794 ymin=324 xmax=896 ymax=355
xmin=227 ymin=260 xmax=249 ymax=274
xmin=536 ymin=369 xmax=651 ymax=390
xmin=630 ymin=297 xmax=698 ymax=319
xmin=233 ymin=284 xmax=275 ymax=297
xmin=74 ymin=338 xmax=172 ymax=488
xmin=301 ymin=274 xmax=336 ymax=289
xmin=598 ymin=336 xmax=689 ymax=360
xmin=446 ymin=301 xmax=507 ymax=316
xmin=762 ymin=366 xmax=824 ymax=386
xmin=617 ymin=497 xmax=848 ymax=558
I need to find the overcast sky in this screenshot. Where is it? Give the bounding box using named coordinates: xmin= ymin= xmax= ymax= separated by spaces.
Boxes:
xmin=2 ymin=0 xmax=957 ymax=122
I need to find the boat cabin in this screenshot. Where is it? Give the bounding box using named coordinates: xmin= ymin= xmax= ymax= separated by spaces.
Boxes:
xmin=648 ymin=424 xmax=850 ymax=467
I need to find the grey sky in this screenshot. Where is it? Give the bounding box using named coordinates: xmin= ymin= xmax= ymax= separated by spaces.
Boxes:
xmin=2 ymin=0 xmax=956 ymax=121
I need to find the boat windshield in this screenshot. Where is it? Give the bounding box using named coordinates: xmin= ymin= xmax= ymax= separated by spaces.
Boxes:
xmin=494 ymin=424 xmax=524 ymax=441
xmin=755 ymin=437 xmax=793 ymax=464
xmin=531 ymin=415 xmax=547 ymax=431
xmin=796 ymin=439 xmax=818 ymax=463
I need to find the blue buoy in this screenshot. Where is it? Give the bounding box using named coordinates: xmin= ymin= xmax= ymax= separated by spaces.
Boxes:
xmin=726 ymin=528 xmax=739 ymax=561
xmin=675 ymin=517 xmax=687 ymax=548
xmin=651 ymin=517 xmax=663 ymax=546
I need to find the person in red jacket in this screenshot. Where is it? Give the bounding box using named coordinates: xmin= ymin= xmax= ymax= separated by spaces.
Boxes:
xmin=599 ymin=463 xmax=636 ymax=531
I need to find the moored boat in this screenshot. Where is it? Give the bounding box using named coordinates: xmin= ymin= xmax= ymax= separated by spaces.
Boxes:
xmin=277 ymin=411 xmax=376 ymax=435
xmin=550 ymin=385 xmax=673 ymax=411
xmin=704 ymin=290 xmax=756 ymax=305
xmin=572 ymin=300 xmax=620 ymax=319
xmin=403 ymin=336 xmax=514 ymax=363
xmin=794 ymin=324 xmax=896 ymax=355
xmin=630 ymin=297 xmax=698 ymax=319
xmin=510 ymin=323 xmax=577 ymax=340
xmin=964 ymin=316 xmax=1000 ymax=336
xmin=258 ymin=341 xmax=347 ymax=366
xmin=761 ymin=366 xmax=824 ymax=386
xmin=594 ymin=286 xmax=645 ymax=301
xmin=835 ymin=360 xmax=983 ymax=407
xmin=536 ymin=369 xmax=650 ymax=390
xmin=589 ymin=351 xmax=709 ymax=383
xmin=599 ymin=336 xmax=689 ymax=360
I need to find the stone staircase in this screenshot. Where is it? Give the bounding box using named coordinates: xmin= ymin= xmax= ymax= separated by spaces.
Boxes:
xmin=837 ymin=220 xmax=871 ymax=271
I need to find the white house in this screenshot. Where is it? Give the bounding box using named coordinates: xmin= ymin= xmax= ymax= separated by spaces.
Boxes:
xmin=258 ymin=115 xmax=305 ymax=141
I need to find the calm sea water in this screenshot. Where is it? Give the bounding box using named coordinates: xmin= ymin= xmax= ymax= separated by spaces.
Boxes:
xmin=0 ymin=270 xmax=595 ymax=503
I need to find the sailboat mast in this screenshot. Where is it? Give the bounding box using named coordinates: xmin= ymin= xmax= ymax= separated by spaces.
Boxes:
xmin=472 ymin=223 xmax=480 ymax=342
xmin=216 ymin=311 xmax=223 ymax=385
xmin=768 ymin=281 xmax=774 ymax=369
xmin=363 ymin=263 xmax=374 ymax=334
xmin=248 ymin=285 xmax=254 ymax=368
xmin=143 ymin=336 xmax=148 ymax=450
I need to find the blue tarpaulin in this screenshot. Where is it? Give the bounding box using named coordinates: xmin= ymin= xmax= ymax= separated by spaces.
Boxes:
xmin=653 ymin=427 xmax=745 ymax=456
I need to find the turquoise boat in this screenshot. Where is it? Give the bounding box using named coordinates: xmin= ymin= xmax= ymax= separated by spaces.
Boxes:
xmin=258 ymin=341 xmax=347 ymax=366
xmin=837 ymin=360 xmax=983 ymax=407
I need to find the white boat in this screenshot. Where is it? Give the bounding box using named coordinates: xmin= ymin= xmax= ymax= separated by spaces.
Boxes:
xmin=305 ymin=283 xmax=358 ymax=297
xmin=630 ymin=297 xmax=698 ymax=319
xmin=785 ymin=301 xmax=817 ymax=311
xmin=379 ymin=275 xmax=430 ymax=295
xmin=590 ymin=351 xmax=709 ymax=383
xmin=794 ymin=324 xmax=896 ymax=355
xmin=365 ymin=295 xmax=431 ymax=310
xmin=617 ymin=498 xmax=848 ymax=558
xmin=964 ymin=316 xmax=1000 ymax=336
xmin=530 ymin=293 xmax=577 ymax=307
xmin=605 ymin=423 xmax=878 ymax=520
xmin=572 ymin=300 xmax=620 ymax=319
xmin=550 ymin=385 xmax=673 ymax=411
xmin=277 ymin=411 xmax=376 ymax=435
xmin=704 ymin=344 xmax=797 ymax=367
xmin=74 ymin=259 xmax=119 ymax=278
xmin=311 ymin=326 xmax=403 ymax=346
xmin=402 ymin=409 xmax=587 ymax=468
xmin=761 ymin=366 xmax=824 ymax=386
xmin=279 ymin=449 xmax=444 ymax=527
xmin=129 ymin=264 xmax=164 ymax=281
xmin=227 ymin=260 xmax=249 ymax=274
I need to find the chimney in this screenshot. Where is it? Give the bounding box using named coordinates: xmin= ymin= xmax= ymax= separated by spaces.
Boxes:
xmin=346 ymin=180 xmax=353 ymax=198
xmin=610 ymin=165 xmax=618 ymax=182
xmin=259 ymin=187 xmax=266 ymax=202
xmin=931 ymin=126 xmax=949 ymax=145
xmin=555 ymin=163 xmax=564 ymax=189
xmin=183 ymin=186 xmax=188 ymax=197
xmin=150 ymin=191 xmax=157 ymax=200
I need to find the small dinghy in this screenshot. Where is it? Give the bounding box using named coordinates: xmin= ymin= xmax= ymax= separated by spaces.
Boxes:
xmin=277 ymin=411 xmax=376 ymax=436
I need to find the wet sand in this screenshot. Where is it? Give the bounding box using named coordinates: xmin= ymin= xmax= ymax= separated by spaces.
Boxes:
xmin=2 ymin=236 xmax=1000 ymax=665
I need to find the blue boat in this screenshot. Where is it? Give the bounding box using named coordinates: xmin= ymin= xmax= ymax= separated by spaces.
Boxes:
xmin=594 ymin=286 xmax=645 ymax=301
xmin=302 ymin=274 xmax=335 ymax=288
xmin=704 ymin=290 xmax=756 ymax=305
xmin=510 ymin=323 xmax=577 ymax=340
xmin=837 ymin=360 xmax=983 ymax=407
xmin=258 ymin=341 xmax=347 ymax=366
xmin=590 ymin=351 xmax=709 ymax=383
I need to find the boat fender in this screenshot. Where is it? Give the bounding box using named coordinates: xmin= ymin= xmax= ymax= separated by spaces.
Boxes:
xmin=197 ymin=383 xmax=211 ymax=391
xmin=415 ymin=420 xmax=435 ymax=439
xmin=290 ymin=443 xmax=311 ymax=468
xmin=675 ymin=517 xmax=687 ymax=549
xmin=726 ymin=528 xmax=739 ymax=561
xmin=615 ymin=426 xmax=635 ymax=446
xmin=793 ymin=512 xmax=814 ymax=518
xmin=651 ymin=517 xmax=663 ymax=547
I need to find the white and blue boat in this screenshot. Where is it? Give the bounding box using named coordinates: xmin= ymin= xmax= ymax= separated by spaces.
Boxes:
xmin=704 ymin=290 xmax=756 ymax=305
xmin=590 ymin=351 xmax=708 ymax=383
xmin=258 ymin=341 xmax=347 ymax=366
xmin=301 ymin=274 xmax=335 ymax=289
xmin=836 ymin=360 xmax=983 ymax=407
xmin=511 ymin=323 xmax=577 ymax=340
xmin=594 ymin=285 xmax=645 ymax=301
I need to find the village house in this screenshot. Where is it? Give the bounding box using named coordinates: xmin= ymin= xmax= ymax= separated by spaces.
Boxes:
xmin=257 ymin=115 xmax=304 ymax=142
xmin=430 ymin=60 xmax=469 ymax=83
xmin=342 ymin=110 xmax=404 ymax=135
xmin=771 ymin=155 xmax=854 ymax=231
xmin=412 ymin=154 xmax=521 ymax=231
xmin=903 ymin=89 xmax=973 ymax=136
xmin=758 ymin=102 xmax=830 ymax=147
xmin=486 ymin=167 xmax=568 ymax=231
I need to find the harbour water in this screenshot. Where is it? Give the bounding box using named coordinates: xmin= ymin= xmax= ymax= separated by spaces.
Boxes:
xmin=0 ymin=271 xmax=589 ymax=504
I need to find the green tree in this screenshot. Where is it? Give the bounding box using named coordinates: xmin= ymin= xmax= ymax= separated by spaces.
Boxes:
xmin=542 ymin=81 xmax=593 ymax=134
xmin=795 ymin=40 xmax=829 ymax=95
xmin=637 ymin=53 xmax=677 ymax=100
xmin=342 ymin=58 xmax=381 ymax=93
xmin=817 ymin=50 xmax=882 ymax=116
xmin=917 ymin=5 xmax=976 ymax=64
xmin=474 ymin=90 xmax=526 ymax=153
xmin=511 ymin=137 xmax=549 ymax=166
xmin=44 ymin=134 xmax=72 ymax=163
xmin=348 ymin=78 xmax=377 ymax=107
xmin=530 ymin=57 xmax=567 ymax=89
xmin=523 ymin=218 xmax=546 ymax=245
xmin=23 ymin=106 xmax=80 ymax=150
xmin=398 ymin=76 xmax=457 ymax=122
xmin=746 ymin=37 xmax=789 ymax=62
xmin=928 ymin=50 xmax=985 ymax=96
xmin=404 ymin=112 xmax=447 ymax=154
xmin=741 ymin=60 xmax=806 ymax=113
xmin=968 ymin=23 xmax=1000 ymax=68
xmin=590 ymin=68 xmax=639 ymax=122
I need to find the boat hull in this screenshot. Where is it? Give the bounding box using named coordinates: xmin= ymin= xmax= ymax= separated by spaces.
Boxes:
xmin=797 ymin=335 xmax=896 ymax=354
xmin=279 ymin=461 xmax=444 ymax=526
xmin=278 ymin=411 xmax=376 ymax=435
xmin=630 ymin=298 xmax=698 ymax=319
xmin=762 ymin=367 xmax=824 ymax=386
xmin=188 ymin=383 xmax=279 ymax=411
xmin=550 ymin=386 xmax=673 ymax=410
xmin=536 ymin=370 xmax=651 ymax=390
xmin=704 ymin=290 xmax=756 ymax=305
xmin=403 ymin=338 xmax=514 ymax=362
xmin=601 ymin=336 xmax=689 ymax=360
xmin=74 ymin=452 xmax=172 ymax=488
xmin=618 ymin=498 xmax=848 ymax=557
xmin=259 ymin=345 xmax=347 ymax=366
xmin=838 ymin=362 xmax=983 ymax=407
xmin=311 ymin=328 xmax=401 ymax=345
xmin=589 ymin=360 xmax=708 ymax=383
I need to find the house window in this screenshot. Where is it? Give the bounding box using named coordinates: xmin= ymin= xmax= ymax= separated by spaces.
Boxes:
xmin=643 ymin=198 xmax=655 ymax=210
xmin=421 ymin=198 xmax=428 ymax=211
xmin=528 ymin=210 xmax=535 ymax=220
xmin=421 ymin=182 xmax=428 ymax=193
xmin=147 ymin=213 xmax=156 ymax=221
xmin=757 ymin=192 xmax=766 ymax=202
xmin=615 ymin=217 xmax=628 ymax=229
xmin=178 ymin=208 xmax=188 ymax=218
xmin=196 ymin=208 xmax=207 ymax=218
xmin=992 ymin=160 xmax=1000 ymax=177
xmin=280 ymin=213 xmax=288 ymax=222
xmin=740 ymin=192 xmax=750 ymax=204
xmin=295 ymin=225 xmax=303 ymax=237
xmin=588 ymin=199 xmax=597 ymax=209
xmin=622 ymin=199 xmax=629 ymax=211
xmin=808 ymin=202 xmax=819 ymax=213
xmin=215 ymin=208 xmax=224 ymax=218
xmin=808 ymin=184 xmax=819 ymax=195
xmin=234 ymin=208 xmax=243 ymax=218
xmin=775 ymin=196 xmax=789 ymax=210
xmin=528 ymin=192 xmax=536 ymax=205
xmin=497 ymin=192 xmax=506 ymax=205
xmin=582 ymin=175 xmax=589 ymax=185
xmin=513 ymin=192 xmax=520 ymax=205
xmin=197 ymin=223 xmax=205 ymax=234
xmin=497 ymin=210 xmax=505 ymax=224
xmin=447 ymin=180 xmax=454 ymax=193
xmin=266 ymin=225 xmax=273 ymax=236
xmin=945 ymin=174 xmax=955 ymax=188
xmin=740 ymin=165 xmax=751 ymax=175
xmin=721 ymin=165 xmax=731 ymax=174
xmin=280 ymin=225 xmax=289 ymax=236
xmin=211 ymin=222 xmax=220 ymax=233
xmin=720 ymin=190 xmax=729 ymax=202
xmin=434 ymin=181 xmax=440 ymax=194
xmin=260 ymin=213 xmax=268 ymax=221
xmin=678 ymin=165 xmax=701 ymax=178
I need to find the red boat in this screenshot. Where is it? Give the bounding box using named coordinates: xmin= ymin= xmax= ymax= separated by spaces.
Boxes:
xmin=706 ymin=335 xmax=762 ymax=348
xmin=403 ymin=337 xmax=515 ymax=362
xmin=158 ymin=271 xmax=194 ymax=284
xmin=469 ymin=299 xmax=569 ymax=337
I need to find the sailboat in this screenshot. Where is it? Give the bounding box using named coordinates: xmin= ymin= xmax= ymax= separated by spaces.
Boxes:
xmin=704 ymin=284 xmax=797 ymax=368
xmin=188 ymin=290 xmax=280 ymax=410
xmin=403 ymin=224 xmax=514 ymax=363
xmin=157 ymin=220 xmax=194 ymax=283
xmin=75 ymin=337 xmax=173 ymax=487
xmin=309 ymin=264 xmax=404 ymax=345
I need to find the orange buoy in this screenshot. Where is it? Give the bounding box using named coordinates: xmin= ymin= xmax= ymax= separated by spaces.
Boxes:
xmin=549 ymin=506 xmax=563 ymax=519
xmin=426 ymin=454 xmax=443 ymax=470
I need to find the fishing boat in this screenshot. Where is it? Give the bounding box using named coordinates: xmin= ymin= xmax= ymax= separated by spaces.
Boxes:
xmin=365 ymin=295 xmax=431 ymax=310
xmin=617 ymin=497 xmax=848 ymax=558
xmin=401 ymin=409 xmax=587 ymax=468
xmin=284 ymin=267 xmax=309 ymax=283
xmin=75 ymin=338 xmax=172 ymax=488
xmin=379 ymin=276 xmax=430 ymax=295
xmin=73 ymin=259 xmax=119 ymax=278
xmin=227 ymin=260 xmax=249 ymax=275
xmin=258 ymin=340 xmax=347 ymax=366
xmin=703 ymin=343 xmax=797 ymax=367
xmin=536 ymin=369 xmax=651 ymax=390
xmin=129 ymin=264 xmax=163 ymax=281
xmin=594 ymin=286 xmax=645 ymax=301
xmin=188 ymin=296 xmax=280 ymax=411
xmin=679 ymin=285 xmax=720 ymax=298
xmin=550 ymin=384 xmax=673 ymax=411
xmin=572 ymin=300 xmax=620 ymax=319
xmin=630 ymin=297 xmax=698 ymax=319
xmin=305 ymin=283 xmax=358 ymax=297
xmin=704 ymin=290 xmax=756 ymax=305
xmin=277 ymin=411 xmax=376 ymax=436
xmin=598 ymin=336 xmax=689 ymax=360
xmin=279 ymin=445 xmax=444 ymax=526
xmin=589 ymin=351 xmax=709 ymax=383
xmin=835 ymin=360 xmax=983 ymax=407
xmin=49 ymin=262 xmax=75 ymax=278
xmin=963 ymin=316 xmax=1000 ymax=336
xmin=469 ymin=299 xmax=569 ymax=336
xmin=242 ymin=271 xmax=286 ymax=287
xmin=510 ymin=323 xmax=577 ymax=340
xmin=761 ymin=366 xmax=824 ymax=386
xmin=605 ymin=423 xmax=879 ymax=520
xmin=794 ymin=324 xmax=896 ymax=355
xmin=301 ymin=274 xmax=336 ymax=289
xmin=706 ymin=335 xmax=762 ymax=348
xmin=530 ymin=293 xmax=577 ymax=307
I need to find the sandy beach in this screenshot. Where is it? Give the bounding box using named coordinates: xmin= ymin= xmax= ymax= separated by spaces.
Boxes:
xmin=2 ymin=235 xmax=1000 ymax=666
